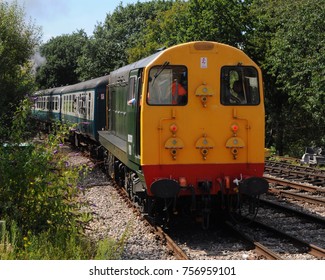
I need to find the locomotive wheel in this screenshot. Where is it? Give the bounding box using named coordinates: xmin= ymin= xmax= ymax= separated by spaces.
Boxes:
xmin=74 ymin=132 xmax=79 ymax=147
xmin=104 ymin=152 xmax=115 ymax=180
xmin=228 ymin=194 xmax=260 ymax=224
xmin=124 ymin=167 xmax=134 ymax=199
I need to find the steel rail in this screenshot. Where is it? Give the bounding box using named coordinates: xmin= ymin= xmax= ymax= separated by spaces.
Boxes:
xmin=265 ymin=160 xmax=325 ymax=184
xmin=154 ymin=225 xmax=190 ymax=260
xmin=113 ymin=181 xmax=190 ymax=260
xmin=259 ymin=197 xmax=325 ymax=225
xmin=267 ymin=187 xmax=325 ymax=207
xmin=225 ymin=221 xmax=283 ymax=260
xmin=251 ymin=219 xmax=325 ymax=259
xmin=266 ymin=159 xmax=325 ymax=170
xmin=264 ymin=175 xmax=325 ymax=194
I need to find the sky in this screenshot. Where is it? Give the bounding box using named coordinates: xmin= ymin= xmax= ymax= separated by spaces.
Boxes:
xmin=7 ymin=0 xmax=147 ymax=42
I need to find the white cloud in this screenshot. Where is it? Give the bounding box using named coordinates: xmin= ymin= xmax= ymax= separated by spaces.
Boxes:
xmin=7 ymin=0 xmax=69 ymax=19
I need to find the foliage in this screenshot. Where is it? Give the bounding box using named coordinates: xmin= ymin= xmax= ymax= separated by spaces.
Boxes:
xmin=0 ymin=102 xmax=85 ymax=237
xmin=76 ymin=0 xmax=174 ymax=80
xmin=35 ymin=30 xmax=89 ymax=88
xmin=127 ymin=0 xmax=252 ymax=60
xmin=126 ymin=0 xmax=189 ymax=61
xmin=94 ymin=223 xmax=131 ymax=260
xmin=0 ymin=99 xmax=129 ymax=259
xmin=248 ymin=0 xmax=325 ymax=156
xmin=184 ymin=0 xmax=251 ymax=45
xmin=267 ymin=0 xmax=324 ymax=134
xmin=0 ymin=220 xmax=93 ymax=260
xmin=0 ymin=219 xmax=130 ymax=260
xmin=0 ymin=0 xmax=41 ymax=121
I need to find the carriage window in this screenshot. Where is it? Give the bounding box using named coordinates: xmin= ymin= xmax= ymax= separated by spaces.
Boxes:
xmin=88 ymin=92 xmax=91 ymax=117
xmin=54 ymin=97 xmax=58 ymax=110
xmin=147 ymin=65 xmax=188 ymax=105
xmin=221 ymin=66 xmax=260 ymax=105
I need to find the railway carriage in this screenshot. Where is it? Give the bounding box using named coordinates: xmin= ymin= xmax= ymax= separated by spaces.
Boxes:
xmin=32 ymin=41 xmax=268 ymax=227
xmin=60 ymin=75 xmax=109 ymax=144
xmin=33 ymin=87 xmax=62 ymax=126
xmin=33 ymin=75 xmax=109 ymax=144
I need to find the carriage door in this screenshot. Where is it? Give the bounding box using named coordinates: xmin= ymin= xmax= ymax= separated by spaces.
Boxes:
xmin=126 ymin=69 xmax=142 ymax=165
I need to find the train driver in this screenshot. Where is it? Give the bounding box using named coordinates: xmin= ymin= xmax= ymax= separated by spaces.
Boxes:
xmin=171 ymin=78 xmax=187 ymax=105
xmin=232 ymin=80 xmax=246 ymax=104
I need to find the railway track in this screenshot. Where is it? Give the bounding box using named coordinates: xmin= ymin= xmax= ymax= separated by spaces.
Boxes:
xmin=208 ymin=159 xmax=325 ymax=259
xmin=264 ymin=174 xmax=325 ymax=193
xmin=147 ymin=159 xmax=325 ymax=260
xmin=227 ymin=220 xmax=324 ymax=260
xmin=264 ymin=160 xmax=325 ymax=214
xmin=264 ymin=175 xmax=325 ymax=207
xmin=257 ymin=199 xmax=325 ymax=258
xmin=265 ymin=160 xmax=325 ymax=187
xmin=225 ymin=221 xmax=283 ymax=260
xmin=226 ymin=200 xmax=325 ymax=260
xmin=111 ymin=160 xmax=325 ymax=261
xmin=112 ymin=179 xmax=190 ymax=260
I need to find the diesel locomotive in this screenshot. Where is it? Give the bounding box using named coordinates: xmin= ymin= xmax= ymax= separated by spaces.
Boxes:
xmin=32 ymin=41 xmax=269 ymax=227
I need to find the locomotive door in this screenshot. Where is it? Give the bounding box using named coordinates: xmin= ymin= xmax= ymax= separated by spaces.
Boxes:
xmin=96 ymin=88 xmax=107 ymax=132
xmin=126 ymin=69 xmax=142 ymax=165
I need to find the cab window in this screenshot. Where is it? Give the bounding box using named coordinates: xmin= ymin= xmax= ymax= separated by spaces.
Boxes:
xmin=147 ymin=66 xmax=188 ymax=106
xmin=221 ymin=66 xmax=260 ymax=105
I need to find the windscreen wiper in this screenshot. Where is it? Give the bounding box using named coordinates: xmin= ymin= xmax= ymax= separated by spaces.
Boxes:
xmin=152 ymin=61 xmax=170 ymax=85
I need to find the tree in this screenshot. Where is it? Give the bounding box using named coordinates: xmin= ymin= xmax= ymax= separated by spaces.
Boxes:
xmin=127 ymin=0 xmax=254 ymax=60
xmin=35 ymin=30 xmax=88 ymax=88
xmin=126 ymin=0 xmax=188 ymax=61
xmin=184 ymin=0 xmax=251 ymax=46
xmin=76 ymin=0 xmax=174 ymax=80
xmin=248 ymin=0 xmax=325 ymax=155
xmin=0 ymin=1 xmax=41 ymax=120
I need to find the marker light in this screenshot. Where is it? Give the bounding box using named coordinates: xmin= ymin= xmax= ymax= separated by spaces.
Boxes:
xmin=170 ymin=123 xmax=178 ymax=133
xmin=231 ymin=124 xmax=239 ymax=133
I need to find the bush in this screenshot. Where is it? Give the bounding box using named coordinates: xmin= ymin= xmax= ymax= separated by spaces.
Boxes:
xmin=0 ymin=99 xmax=127 ymax=259
xmin=0 ymin=125 xmax=86 ymax=237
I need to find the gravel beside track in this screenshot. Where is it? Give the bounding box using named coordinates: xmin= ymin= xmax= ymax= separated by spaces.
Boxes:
xmin=63 ymin=146 xmax=175 ymax=260
xmin=83 ymin=184 xmax=175 ymax=260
